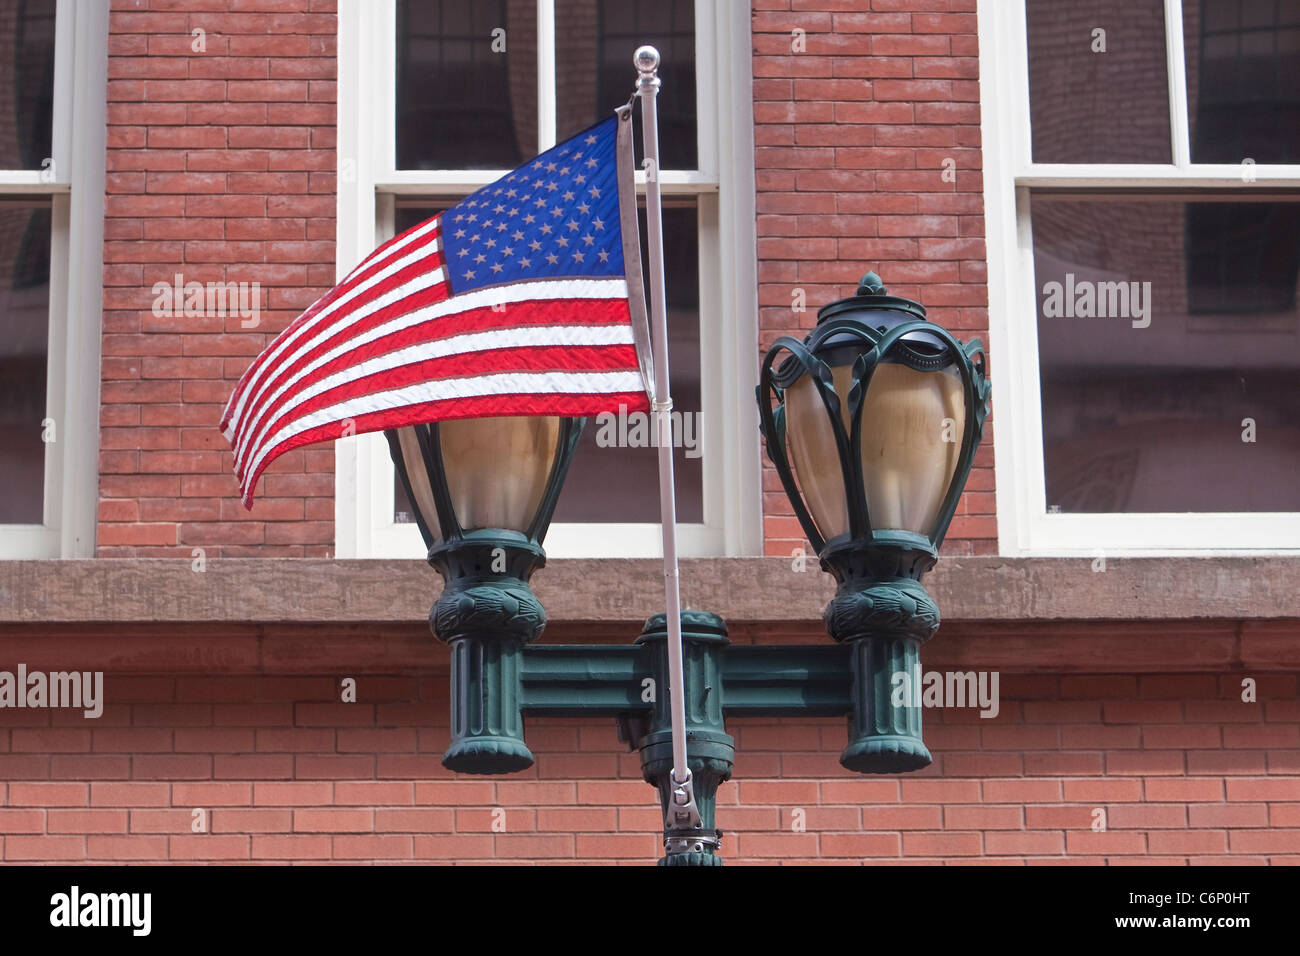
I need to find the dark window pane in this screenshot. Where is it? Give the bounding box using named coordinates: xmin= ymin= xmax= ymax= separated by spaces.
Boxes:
xmin=0 ymin=201 xmax=50 ymax=524
xmin=0 ymin=0 xmax=56 ymax=170
xmin=1032 ymin=193 xmax=1300 ymax=513
xmin=1026 ymin=0 xmax=1172 ymax=163
xmin=1186 ymin=202 xmax=1300 ymax=312
xmin=554 ymin=0 xmax=697 ymax=170
xmin=1184 ymin=0 xmax=1300 ymax=163
xmin=392 ymin=200 xmax=703 ymax=526
xmin=396 ymin=0 xmax=538 ymax=170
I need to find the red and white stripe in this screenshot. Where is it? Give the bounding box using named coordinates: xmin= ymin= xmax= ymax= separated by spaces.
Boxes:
xmin=220 ymin=215 xmax=649 ymax=507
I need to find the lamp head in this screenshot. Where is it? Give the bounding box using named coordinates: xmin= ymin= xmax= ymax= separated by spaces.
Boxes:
xmin=757 ymin=271 xmax=990 ymax=574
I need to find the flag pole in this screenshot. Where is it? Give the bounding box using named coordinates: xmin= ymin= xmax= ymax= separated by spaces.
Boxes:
xmin=634 ymin=45 xmax=705 ymax=853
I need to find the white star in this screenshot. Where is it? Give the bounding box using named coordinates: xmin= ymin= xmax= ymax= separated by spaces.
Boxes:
xmin=502 ymin=246 xmax=514 ymax=256
xmin=556 ymin=236 xmax=569 ymax=248
xmin=588 ymin=186 xmax=601 ymax=198
xmin=567 ymin=220 xmax=580 ymax=231
xmin=540 ymin=224 xmax=552 ymax=235
xmin=523 ymin=214 xmax=536 ymax=224
xmin=585 ymin=134 xmax=596 ymax=145
xmin=559 ymin=166 xmax=569 ymax=176
xmin=551 ymin=206 xmax=564 ymax=217
xmin=484 ymin=239 xmax=496 ymax=249
xmin=493 ymin=204 xmax=505 ymax=213
xmin=563 ymin=190 xmax=575 ymax=201
xmin=545 ymin=161 xmax=557 ymax=172
xmin=592 ymin=217 xmax=605 ymax=231
xmin=575 ymin=174 xmax=586 ymax=185
xmin=545 ymin=181 xmax=558 ymax=192
xmin=512 ymin=230 xmax=524 ymax=241
xmin=572 ymin=251 xmax=584 ymax=262
xmin=519 ymin=257 xmax=531 ymax=268
xmin=586 ymin=158 xmax=597 ymax=168
xmin=597 ymin=250 xmax=610 ymax=262
xmin=454 ymin=229 xmax=466 ymax=238
xmin=534 ymin=197 xmax=548 ymax=208
xmin=546 ymin=252 xmax=559 ymax=264
xmin=529 ymin=239 xmax=542 ymax=251
xmin=490 ymin=263 xmax=504 ymax=273
xmin=463 ymin=269 xmax=475 ymax=279
xmin=581 ymin=234 xmax=594 ymax=246
xmin=474 ymin=253 xmax=486 ymax=263
xmin=577 ymin=202 xmax=590 ymax=214
xmin=457 ymin=248 xmax=469 ymax=258
xmin=506 ymin=188 xmax=517 ymax=198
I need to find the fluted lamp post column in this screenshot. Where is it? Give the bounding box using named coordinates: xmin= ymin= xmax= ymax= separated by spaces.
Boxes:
xmin=757 ymin=271 xmax=990 ymax=772
xmin=385 ymin=416 xmax=584 ymax=773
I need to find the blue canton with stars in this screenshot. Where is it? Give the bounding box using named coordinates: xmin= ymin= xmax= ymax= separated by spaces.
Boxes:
xmin=442 ymin=115 xmax=625 ymax=295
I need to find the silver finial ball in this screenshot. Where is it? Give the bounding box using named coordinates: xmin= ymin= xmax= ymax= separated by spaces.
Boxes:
xmin=634 ymin=46 xmax=660 ymax=73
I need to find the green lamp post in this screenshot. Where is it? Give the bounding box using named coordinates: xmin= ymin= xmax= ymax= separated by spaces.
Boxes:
xmin=385 ymin=269 xmax=988 ymax=863
xmin=385 ymin=415 xmax=584 ymax=773
xmin=757 ymin=271 xmax=991 ymax=772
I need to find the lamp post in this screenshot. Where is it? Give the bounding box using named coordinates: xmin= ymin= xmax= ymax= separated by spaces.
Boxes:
xmin=385 ymin=415 xmax=584 ymax=773
xmin=390 ymin=269 xmax=988 ymax=863
xmin=757 ymin=271 xmax=990 ymax=771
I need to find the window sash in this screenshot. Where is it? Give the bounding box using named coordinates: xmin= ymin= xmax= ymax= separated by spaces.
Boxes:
xmin=1015 ymin=0 xmax=1300 ymax=181
xmin=979 ymin=0 xmax=1300 ymax=554
xmin=0 ymin=0 xmax=104 ymax=557
xmin=335 ymin=0 xmax=759 ymax=559
xmin=378 ymin=0 xmax=720 ymax=183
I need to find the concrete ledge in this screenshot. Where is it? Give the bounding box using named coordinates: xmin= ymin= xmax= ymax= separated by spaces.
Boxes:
xmin=0 ymin=556 xmax=1296 ymax=625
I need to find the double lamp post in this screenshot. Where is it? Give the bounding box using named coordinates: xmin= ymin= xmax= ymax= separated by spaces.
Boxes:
xmin=383 ymin=269 xmax=990 ymax=865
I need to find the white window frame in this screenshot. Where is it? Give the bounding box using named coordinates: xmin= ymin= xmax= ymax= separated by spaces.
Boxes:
xmin=335 ymin=0 xmax=760 ymax=559
xmin=0 ymin=0 xmax=106 ymax=559
xmin=978 ymin=0 xmax=1300 ymax=555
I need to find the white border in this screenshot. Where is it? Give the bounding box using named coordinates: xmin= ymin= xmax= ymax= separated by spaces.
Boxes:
xmin=978 ymin=0 xmax=1300 ymax=555
xmin=335 ymin=0 xmax=760 ymax=558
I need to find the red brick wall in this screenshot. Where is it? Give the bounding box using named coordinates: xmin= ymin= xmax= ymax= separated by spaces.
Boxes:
xmin=99 ymin=0 xmax=338 ymax=557
xmin=2 ymin=666 xmax=1295 ymax=864
xmin=751 ymin=0 xmax=994 ymax=558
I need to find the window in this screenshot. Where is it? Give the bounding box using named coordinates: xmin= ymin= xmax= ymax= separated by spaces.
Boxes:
xmin=0 ymin=0 xmax=105 ymax=558
xmin=979 ymin=0 xmax=1300 ymax=553
xmin=336 ymin=0 xmax=759 ymax=558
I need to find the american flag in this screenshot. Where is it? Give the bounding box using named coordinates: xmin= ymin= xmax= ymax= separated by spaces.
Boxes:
xmin=220 ymin=110 xmax=651 ymax=507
